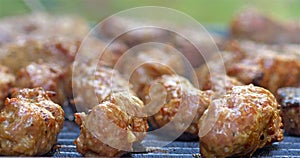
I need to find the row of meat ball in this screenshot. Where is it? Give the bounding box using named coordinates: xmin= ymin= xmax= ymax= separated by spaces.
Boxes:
xmin=0 ymin=59 xmax=284 ymax=158
xmin=0 ymin=11 xmax=300 ymax=157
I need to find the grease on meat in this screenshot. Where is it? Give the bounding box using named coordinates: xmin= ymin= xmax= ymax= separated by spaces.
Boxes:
xmin=74 ymin=92 xmax=148 ymax=157
xmin=142 ymin=75 xmax=212 ymax=136
xmin=16 ymin=62 xmax=67 ymax=105
xmin=198 ymin=85 xmax=283 ymax=157
xmin=0 ymin=88 xmax=64 ymax=156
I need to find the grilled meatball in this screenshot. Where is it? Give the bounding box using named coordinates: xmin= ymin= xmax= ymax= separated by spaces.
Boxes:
xmin=0 ymin=13 xmax=89 ymax=45
xmin=198 ymin=85 xmax=283 ymax=157
xmin=142 ymin=75 xmax=212 ymax=136
xmin=16 ymin=62 xmax=66 ymax=105
xmin=0 ymin=87 xmax=64 ymax=156
xmin=72 ymin=62 xmax=133 ymax=112
xmin=0 ymin=65 xmax=15 ymax=106
xmin=74 ymin=91 xmax=148 ymax=157
xmin=231 ymin=9 xmax=300 ymax=44
xmin=227 ymin=52 xmax=300 ymax=94
xmin=118 ymin=46 xmax=185 ymax=98
xmin=0 ymin=37 xmax=80 ymax=73
xmin=198 ymin=41 xmax=300 ymax=94
xmin=196 ymin=72 xmax=243 ymax=94
xmin=277 ymin=87 xmax=300 ymax=136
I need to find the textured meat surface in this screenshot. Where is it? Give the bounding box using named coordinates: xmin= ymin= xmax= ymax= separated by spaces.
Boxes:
xmin=0 ymin=65 xmax=15 ymax=106
xmin=231 ymin=9 xmax=300 ymax=44
xmin=196 ymin=72 xmax=243 ymax=95
xmin=74 ymin=92 xmax=148 ymax=157
xmin=16 ymin=62 xmax=66 ymax=105
xmin=0 ymin=88 xmax=64 ymax=156
xmin=142 ymin=75 xmax=212 ymax=136
xmin=72 ymin=63 xmax=133 ymax=112
xmin=198 ymin=41 xmax=300 ymax=94
xmin=227 ymin=51 xmax=300 ymax=94
xmin=198 ymin=85 xmax=283 ymax=157
xmin=0 ymin=37 xmax=80 ymax=73
xmin=118 ymin=46 xmax=185 ymax=98
xmin=277 ymin=87 xmax=300 ymax=136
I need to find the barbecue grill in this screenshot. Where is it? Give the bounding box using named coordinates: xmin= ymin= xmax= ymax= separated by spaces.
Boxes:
xmin=45 ymin=120 xmax=300 ymax=157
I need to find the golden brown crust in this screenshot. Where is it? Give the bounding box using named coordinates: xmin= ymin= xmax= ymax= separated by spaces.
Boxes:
xmin=142 ymin=75 xmax=212 ymax=136
xmin=0 ymin=37 xmax=80 ymax=73
xmin=0 ymin=88 xmax=64 ymax=156
xmin=74 ymin=92 xmax=148 ymax=157
xmin=16 ymin=62 xmax=66 ymax=105
xmin=198 ymin=85 xmax=283 ymax=157
xmin=198 ymin=40 xmax=300 ymax=94
xmin=72 ymin=63 xmax=134 ymax=111
xmin=118 ymin=46 xmax=185 ymax=98
xmin=227 ymin=52 xmax=300 ymax=94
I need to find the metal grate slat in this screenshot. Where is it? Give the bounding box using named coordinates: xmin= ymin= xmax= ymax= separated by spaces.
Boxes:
xmin=47 ymin=120 xmax=300 ymax=157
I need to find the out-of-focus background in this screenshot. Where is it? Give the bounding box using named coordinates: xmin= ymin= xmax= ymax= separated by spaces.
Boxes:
xmin=1 ymin=0 xmax=299 ymax=24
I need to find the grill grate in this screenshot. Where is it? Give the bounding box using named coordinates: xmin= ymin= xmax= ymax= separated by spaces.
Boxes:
xmin=46 ymin=120 xmax=300 ymax=157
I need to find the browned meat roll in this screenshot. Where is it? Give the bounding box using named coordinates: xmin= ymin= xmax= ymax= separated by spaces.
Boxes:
xmin=74 ymin=91 xmax=148 ymax=157
xmin=142 ymin=74 xmax=212 ymax=136
xmin=16 ymin=62 xmax=67 ymax=105
xmin=0 ymin=87 xmax=64 ymax=156
xmin=277 ymin=87 xmax=300 ymax=136
xmin=198 ymin=85 xmax=283 ymax=157
xmin=231 ymin=9 xmax=300 ymax=44
xmin=0 ymin=65 xmax=15 ymax=106
xmin=71 ymin=62 xmax=133 ymax=112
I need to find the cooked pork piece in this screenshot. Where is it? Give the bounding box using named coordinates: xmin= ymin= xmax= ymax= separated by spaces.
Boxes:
xmin=71 ymin=62 xmax=133 ymax=112
xmin=196 ymin=72 xmax=243 ymax=96
xmin=74 ymin=92 xmax=148 ymax=157
xmin=99 ymin=17 xmax=169 ymax=47
xmin=231 ymin=9 xmax=300 ymax=44
xmin=198 ymin=85 xmax=283 ymax=157
xmin=118 ymin=46 xmax=185 ymax=98
xmin=226 ymin=51 xmax=300 ymax=94
xmin=99 ymin=16 xmax=224 ymax=67
xmin=0 ymin=13 xmax=89 ymax=45
xmin=0 ymin=87 xmax=64 ymax=156
xmin=0 ymin=37 xmax=80 ymax=74
xmin=142 ymin=75 xmax=212 ymax=137
xmin=198 ymin=41 xmax=300 ymax=94
xmin=0 ymin=65 xmax=15 ymax=106
xmin=277 ymin=87 xmax=300 ymax=136
xmin=16 ymin=62 xmax=66 ymax=105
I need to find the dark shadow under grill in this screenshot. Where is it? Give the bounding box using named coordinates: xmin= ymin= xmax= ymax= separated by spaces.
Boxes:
xmin=46 ymin=120 xmax=300 ymax=157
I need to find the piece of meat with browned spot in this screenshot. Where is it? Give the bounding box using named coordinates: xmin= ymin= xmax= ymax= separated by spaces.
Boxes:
xmin=74 ymin=92 xmax=148 ymax=157
xmin=142 ymin=74 xmax=213 ymax=138
xmin=198 ymin=85 xmax=283 ymax=157
xmin=0 ymin=87 xmax=64 ymax=156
